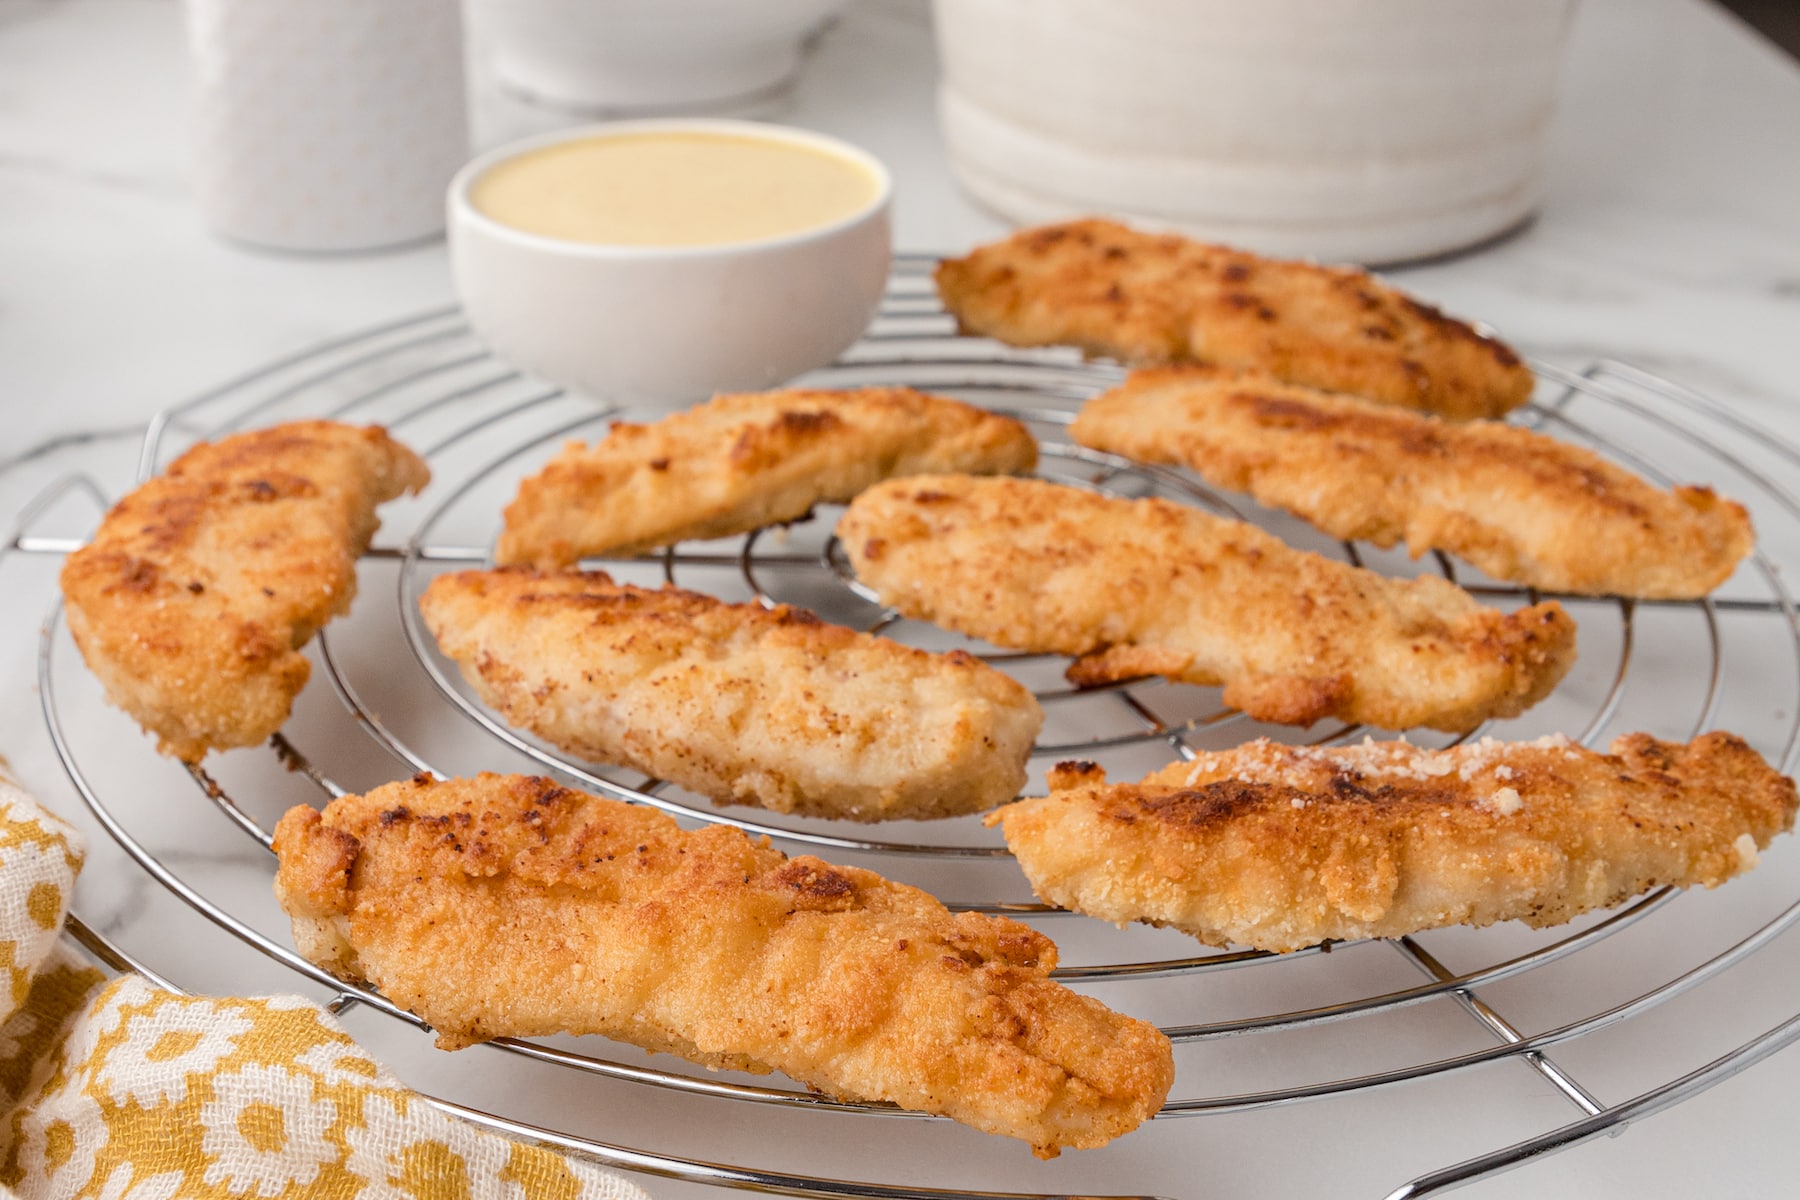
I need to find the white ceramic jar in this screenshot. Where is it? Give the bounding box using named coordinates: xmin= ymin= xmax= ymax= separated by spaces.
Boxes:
xmin=933 ymin=0 xmax=1577 ymax=263
xmin=184 ymin=0 xmax=469 ymax=252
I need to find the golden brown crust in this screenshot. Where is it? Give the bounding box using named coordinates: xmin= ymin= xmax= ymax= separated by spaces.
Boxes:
xmin=419 ymin=568 xmax=1043 ymax=821
xmin=990 ymin=733 xmax=1798 ymax=952
xmin=935 ymin=219 xmax=1533 ymax=420
xmin=496 ymin=386 xmax=1037 ymax=568
xmin=838 ymin=476 xmax=1576 ymax=734
xmin=272 ymin=774 xmax=1173 ymax=1156
xmin=60 ymin=421 xmax=430 ymax=760
xmin=1072 ymin=366 xmax=1755 ymax=598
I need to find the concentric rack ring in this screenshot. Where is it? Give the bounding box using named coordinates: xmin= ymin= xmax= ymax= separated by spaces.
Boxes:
xmin=9 ymin=255 xmax=1800 ymax=1200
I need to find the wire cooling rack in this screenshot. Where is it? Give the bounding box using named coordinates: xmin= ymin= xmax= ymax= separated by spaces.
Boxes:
xmin=6 ymin=256 xmax=1800 ymax=1200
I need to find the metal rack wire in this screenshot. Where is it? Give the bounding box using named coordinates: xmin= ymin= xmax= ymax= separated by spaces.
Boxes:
xmin=7 ymin=256 xmax=1800 ymax=1199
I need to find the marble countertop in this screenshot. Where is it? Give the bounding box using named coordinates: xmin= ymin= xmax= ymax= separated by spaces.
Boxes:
xmin=2 ymin=1 xmax=1799 ymax=1197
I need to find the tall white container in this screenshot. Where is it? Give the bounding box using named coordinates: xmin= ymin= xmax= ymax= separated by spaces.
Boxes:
xmin=934 ymin=0 xmax=1576 ymax=263
xmin=185 ymin=0 xmax=469 ymax=252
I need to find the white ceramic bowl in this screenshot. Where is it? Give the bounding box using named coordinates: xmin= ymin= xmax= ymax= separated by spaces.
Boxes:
xmin=447 ymin=120 xmax=892 ymax=407
xmin=468 ymin=0 xmax=849 ymax=114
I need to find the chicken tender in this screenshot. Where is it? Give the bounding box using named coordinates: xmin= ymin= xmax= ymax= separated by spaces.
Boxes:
xmin=420 ymin=568 xmax=1043 ymax=821
xmin=1071 ymin=366 xmax=1755 ymax=599
xmin=273 ymin=774 xmax=1174 ymax=1156
xmin=838 ymin=476 xmax=1575 ymax=734
xmin=60 ymin=421 xmax=429 ymax=761
xmin=990 ymin=733 xmax=1798 ymax=953
xmin=496 ymin=386 xmax=1037 ymax=568
xmin=936 ymin=219 xmax=1533 ymax=420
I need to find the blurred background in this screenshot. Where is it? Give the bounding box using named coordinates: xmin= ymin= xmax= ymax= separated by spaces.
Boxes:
xmin=1722 ymin=0 xmax=1800 ymax=56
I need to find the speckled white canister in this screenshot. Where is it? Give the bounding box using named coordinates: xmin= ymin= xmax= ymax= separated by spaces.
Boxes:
xmin=185 ymin=0 xmax=469 ymax=252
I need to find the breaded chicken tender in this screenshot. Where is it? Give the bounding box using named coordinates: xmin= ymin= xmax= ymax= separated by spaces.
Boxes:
xmin=496 ymin=386 xmax=1037 ymax=568
xmin=60 ymin=421 xmax=429 ymax=761
xmin=273 ymin=774 xmax=1174 ymax=1155
xmin=1071 ymin=366 xmax=1755 ymax=599
xmin=420 ymin=568 xmax=1043 ymax=821
xmin=990 ymin=733 xmax=1798 ymax=952
xmin=838 ymin=476 xmax=1575 ymax=734
xmin=936 ymin=219 xmax=1533 ymax=420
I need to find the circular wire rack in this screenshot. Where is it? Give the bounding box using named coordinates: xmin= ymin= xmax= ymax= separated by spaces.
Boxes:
xmin=9 ymin=256 xmax=1800 ymax=1200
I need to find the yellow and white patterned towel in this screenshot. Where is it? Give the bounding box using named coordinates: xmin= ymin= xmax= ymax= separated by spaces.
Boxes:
xmin=0 ymin=770 xmax=651 ymax=1200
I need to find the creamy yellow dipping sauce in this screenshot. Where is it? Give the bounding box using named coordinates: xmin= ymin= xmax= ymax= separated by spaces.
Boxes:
xmin=472 ymin=131 xmax=882 ymax=248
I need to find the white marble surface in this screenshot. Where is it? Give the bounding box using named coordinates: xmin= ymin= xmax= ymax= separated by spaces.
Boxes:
xmin=3 ymin=1 xmax=1800 ymax=1198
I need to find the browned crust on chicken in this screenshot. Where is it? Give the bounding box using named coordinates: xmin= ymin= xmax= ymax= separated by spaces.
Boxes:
xmin=419 ymin=568 xmax=1043 ymax=821
xmin=838 ymin=476 xmax=1576 ymax=734
xmin=990 ymin=733 xmax=1797 ymax=952
xmin=496 ymin=386 xmax=1037 ymax=568
xmin=60 ymin=421 xmax=429 ymax=760
xmin=272 ymin=774 xmax=1173 ymax=1156
xmin=936 ymin=219 xmax=1533 ymax=420
xmin=1071 ymin=365 xmax=1754 ymax=598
